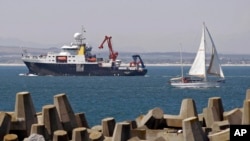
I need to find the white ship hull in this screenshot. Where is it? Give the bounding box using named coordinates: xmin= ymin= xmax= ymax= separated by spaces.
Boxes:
xmin=170 ymin=81 xmax=223 ymax=88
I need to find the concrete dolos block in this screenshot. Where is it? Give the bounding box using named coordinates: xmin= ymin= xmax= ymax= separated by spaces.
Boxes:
xmin=182 ymin=117 xmax=208 ymax=141
xmin=54 ymin=93 xmax=77 ymax=138
xmin=112 ymin=122 xmax=131 ymax=141
xmin=140 ymin=107 xmax=164 ymax=129
xmin=164 ymin=98 xmax=198 ymax=128
xmin=42 ymin=105 xmax=63 ymax=140
xmin=13 ymin=92 xmax=37 ymax=135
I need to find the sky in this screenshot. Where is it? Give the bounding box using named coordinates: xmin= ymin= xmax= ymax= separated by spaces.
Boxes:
xmin=0 ymin=0 xmax=249 ymax=54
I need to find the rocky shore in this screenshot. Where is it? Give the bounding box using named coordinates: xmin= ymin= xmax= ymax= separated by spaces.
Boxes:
xmin=1 ymin=90 xmax=250 ymax=141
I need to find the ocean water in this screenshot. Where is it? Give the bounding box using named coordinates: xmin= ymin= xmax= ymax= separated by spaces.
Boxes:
xmin=0 ymin=65 xmax=250 ymax=126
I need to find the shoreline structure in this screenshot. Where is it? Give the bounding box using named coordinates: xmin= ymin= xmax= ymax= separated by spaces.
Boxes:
xmin=1 ymin=90 xmax=250 ymax=141
xmin=1 ymin=63 xmax=250 ymax=67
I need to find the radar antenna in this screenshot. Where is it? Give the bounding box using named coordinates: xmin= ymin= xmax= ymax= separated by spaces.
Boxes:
xmin=81 ymin=25 xmax=86 ymax=33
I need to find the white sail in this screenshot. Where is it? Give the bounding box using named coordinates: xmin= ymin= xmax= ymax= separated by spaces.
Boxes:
xmin=188 ymin=24 xmax=206 ymax=78
xmin=206 ymin=27 xmax=225 ymax=78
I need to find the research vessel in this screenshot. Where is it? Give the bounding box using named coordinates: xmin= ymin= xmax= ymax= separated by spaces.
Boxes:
xmin=21 ymin=31 xmax=147 ymax=76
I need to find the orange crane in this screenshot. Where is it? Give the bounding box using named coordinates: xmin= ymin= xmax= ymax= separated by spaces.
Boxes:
xmin=98 ymin=36 xmax=118 ymax=61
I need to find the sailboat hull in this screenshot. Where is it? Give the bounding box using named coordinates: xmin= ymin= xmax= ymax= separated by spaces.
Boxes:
xmin=170 ymin=81 xmax=223 ymax=88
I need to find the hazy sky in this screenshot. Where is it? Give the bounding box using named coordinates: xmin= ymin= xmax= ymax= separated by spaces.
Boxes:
xmin=0 ymin=0 xmax=249 ymax=54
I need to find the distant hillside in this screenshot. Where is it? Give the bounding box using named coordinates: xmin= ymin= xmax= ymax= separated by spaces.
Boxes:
xmin=0 ymin=46 xmax=250 ymax=65
xmin=0 ymin=46 xmax=59 ymax=64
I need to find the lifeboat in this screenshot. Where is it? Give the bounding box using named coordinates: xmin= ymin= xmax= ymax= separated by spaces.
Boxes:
xmin=130 ymin=61 xmax=141 ymax=67
xmin=87 ymin=57 xmax=97 ymax=62
xmin=56 ymin=56 xmax=67 ymax=63
xmin=57 ymin=56 xmax=67 ymax=61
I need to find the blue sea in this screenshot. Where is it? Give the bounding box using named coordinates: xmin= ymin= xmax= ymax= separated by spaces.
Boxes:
xmin=1 ymin=65 xmax=250 ymax=126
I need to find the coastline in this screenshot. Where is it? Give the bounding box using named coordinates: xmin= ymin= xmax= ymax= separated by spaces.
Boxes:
xmin=1 ymin=63 xmax=250 ymax=67
xmin=0 ymin=63 xmax=25 ymax=66
xmin=145 ymin=63 xmax=250 ymax=67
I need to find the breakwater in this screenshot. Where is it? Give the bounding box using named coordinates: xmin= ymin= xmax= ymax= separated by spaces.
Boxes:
xmin=0 ymin=90 xmax=250 ymax=141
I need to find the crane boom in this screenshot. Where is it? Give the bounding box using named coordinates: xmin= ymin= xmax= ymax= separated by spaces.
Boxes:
xmin=99 ymin=36 xmax=118 ymax=61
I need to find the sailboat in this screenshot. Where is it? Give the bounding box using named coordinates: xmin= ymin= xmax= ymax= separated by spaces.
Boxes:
xmin=169 ymin=23 xmax=225 ymax=88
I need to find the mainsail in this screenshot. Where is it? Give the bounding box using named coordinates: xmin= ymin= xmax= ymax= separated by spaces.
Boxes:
xmin=188 ymin=24 xmax=206 ymax=78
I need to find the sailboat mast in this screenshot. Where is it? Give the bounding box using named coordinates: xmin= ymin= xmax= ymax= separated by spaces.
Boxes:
xmin=180 ymin=44 xmax=184 ymax=78
xmin=203 ymin=22 xmax=207 ymax=81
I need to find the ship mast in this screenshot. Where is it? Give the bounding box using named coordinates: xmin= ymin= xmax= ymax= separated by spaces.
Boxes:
xmin=81 ymin=26 xmax=86 ymax=45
